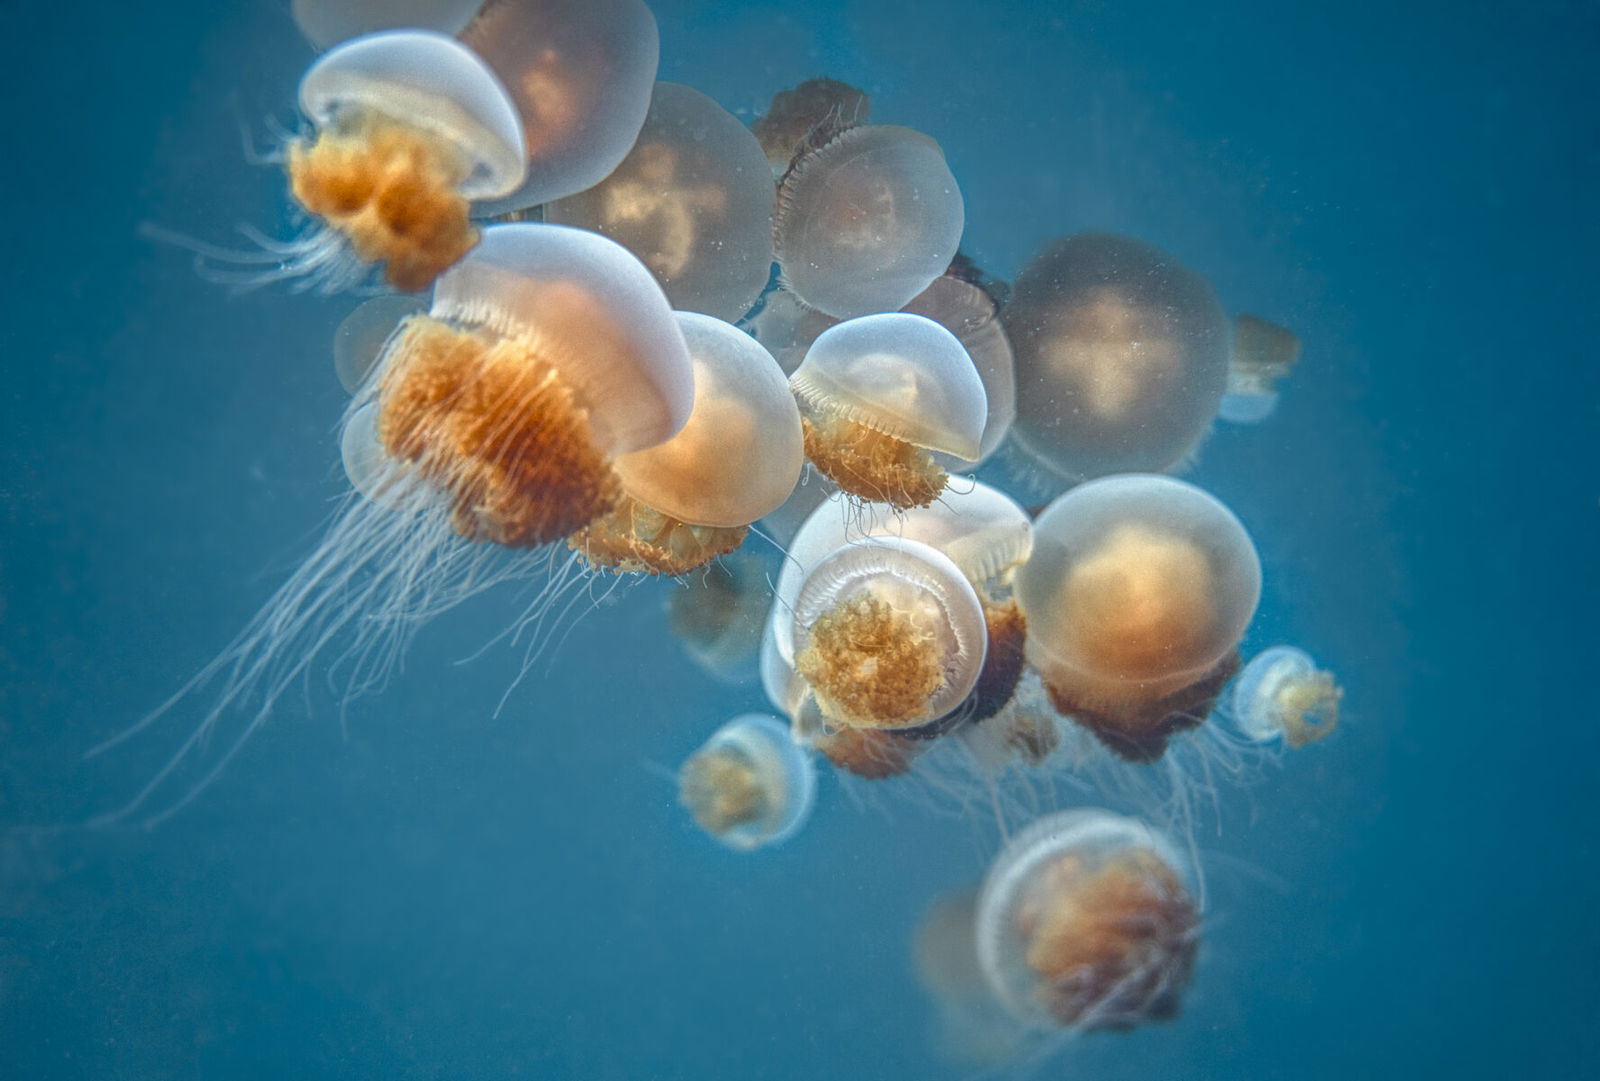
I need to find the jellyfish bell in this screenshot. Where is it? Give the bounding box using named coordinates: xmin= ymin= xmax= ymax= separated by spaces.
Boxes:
xmin=913 ymin=887 xmax=1032 ymax=1066
xmin=1218 ymin=315 xmax=1302 ymax=425
xmin=1002 ymin=233 xmax=1230 ymax=485
xmin=333 ymin=293 xmax=428 ymax=393
xmin=744 ymin=287 xmax=839 ymax=376
xmin=791 ymin=313 xmax=987 ymax=509
xmin=544 ymin=82 xmax=775 ymax=323
xmin=667 ymin=548 xmax=772 ymax=684
xmin=678 ymin=713 xmax=816 ymax=851
xmin=1229 ymin=645 xmax=1342 ymax=748
xmin=292 ymin=0 xmax=483 ymax=51
xmin=774 ymin=125 xmax=965 ymax=319
xmin=975 ymin=809 xmax=1200 ymax=1033
xmin=903 ymin=275 xmax=1018 ymax=467
xmin=1016 ymin=474 xmax=1260 ymax=763
xmin=752 ymin=77 xmax=871 ymax=175
xmin=460 ymin=0 xmax=659 ymax=214
xmin=570 ymin=312 xmax=802 ymax=575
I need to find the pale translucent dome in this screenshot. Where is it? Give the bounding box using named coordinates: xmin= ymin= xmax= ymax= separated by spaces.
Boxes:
xmin=775 ymin=125 xmax=965 ymax=319
xmin=903 ymin=277 xmax=1017 ymax=464
xmin=1002 ymin=233 xmax=1230 ymax=481
xmin=292 ymin=0 xmax=482 ymax=52
xmin=791 ymin=536 xmax=988 ymax=728
xmin=461 ymin=0 xmax=659 ymax=213
xmin=1231 ymin=646 xmax=1314 ymax=741
xmin=744 ymin=288 xmax=839 ymax=376
xmin=340 ymin=402 xmax=431 ymax=510
xmin=429 ymin=223 xmax=693 ymax=454
xmin=760 ymin=609 xmax=807 ymax=718
xmin=544 ymin=82 xmax=775 ymax=323
xmin=681 ymin=714 xmax=816 ymax=851
xmin=1016 ymin=474 xmax=1261 ymax=696
xmin=791 ymin=313 xmax=987 ymax=460
xmin=299 ymin=31 xmax=528 ymax=199
xmin=975 ymin=809 xmax=1194 ymax=1027
xmin=333 ymin=294 xmax=427 ymax=393
xmin=612 ymin=313 xmax=802 ymax=528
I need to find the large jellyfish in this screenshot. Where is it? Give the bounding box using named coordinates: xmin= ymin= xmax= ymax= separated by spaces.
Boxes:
xmin=790 ymin=313 xmax=987 ymax=509
xmin=678 ymin=714 xmax=816 ymax=851
xmin=1227 ymin=645 xmax=1342 ymax=747
xmin=975 ymin=809 xmax=1200 ymax=1033
xmin=568 ymin=311 xmax=802 ymax=575
xmin=1002 ymin=234 xmax=1230 ymax=484
xmin=1015 ymin=475 xmax=1260 ymax=763
xmin=544 ymin=82 xmax=775 ymax=322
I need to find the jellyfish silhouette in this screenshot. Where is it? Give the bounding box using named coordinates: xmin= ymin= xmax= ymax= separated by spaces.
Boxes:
xmin=678 ymin=714 xmax=816 ymax=851
xmin=1219 ymin=315 xmax=1302 ymax=424
xmin=752 ymin=77 xmax=871 ymax=174
xmin=913 ymin=887 xmax=1031 ymax=1065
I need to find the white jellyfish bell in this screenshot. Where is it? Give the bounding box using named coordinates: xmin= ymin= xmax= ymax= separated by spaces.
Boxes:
xmin=678 ymin=714 xmax=817 ymax=851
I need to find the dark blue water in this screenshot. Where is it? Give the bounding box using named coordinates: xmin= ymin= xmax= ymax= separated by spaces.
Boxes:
xmin=2 ymin=1 xmax=1594 ymax=1078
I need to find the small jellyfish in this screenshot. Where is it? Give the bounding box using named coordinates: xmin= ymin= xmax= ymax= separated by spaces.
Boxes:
xmin=913 ymin=888 xmax=1031 ymax=1066
xmin=1229 ymin=646 xmax=1341 ymax=747
xmin=1015 ymin=475 xmax=1260 ymax=762
xmin=791 ymin=313 xmax=987 ymax=509
xmin=678 ymin=714 xmax=816 ymax=851
xmin=544 ymin=82 xmax=775 ymax=322
xmin=975 ymin=809 xmax=1200 ymax=1033
xmin=668 ymin=549 xmax=773 ymax=684
xmin=568 ymin=311 xmax=802 ymax=575
xmin=775 ymin=125 xmax=965 ymax=319
xmin=1218 ymin=315 xmax=1302 ymax=424
xmin=792 ymin=536 xmax=988 ymax=732
xmin=332 ymin=293 xmax=428 ymax=393
xmin=1002 ymin=234 xmax=1230 ymax=484
xmin=460 ymin=0 xmax=660 ymax=213
xmin=292 ymin=0 xmax=483 ymax=51
xmin=752 ymin=77 xmax=871 ymax=174
xmin=286 ymin=31 xmax=529 ymax=291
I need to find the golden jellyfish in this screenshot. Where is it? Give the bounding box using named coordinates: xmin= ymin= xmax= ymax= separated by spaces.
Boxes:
xmin=1015 ymin=475 xmax=1261 ymax=763
xmin=461 ymin=0 xmax=660 ymax=214
xmin=752 ymin=77 xmax=870 ymax=174
xmin=569 ymin=312 xmax=802 ymax=575
xmin=544 ymin=82 xmax=775 ymax=322
xmin=975 ymin=810 xmax=1200 ymax=1033
xmin=332 ymin=293 xmax=427 ymax=392
xmin=774 ymin=125 xmax=965 ymax=319
xmin=1229 ymin=646 xmax=1342 ymax=747
xmin=1219 ymin=315 xmax=1303 ymax=424
xmin=913 ymin=888 xmax=1031 ymax=1066
xmin=1002 ymin=233 xmax=1230 ymax=484
xmin=790 ymin=313 xmax=987 ymax=509
xmin=678 ymin=714 xmax=817 ymax=851
xmin=292 ymin=0 xmax=483 ymax=51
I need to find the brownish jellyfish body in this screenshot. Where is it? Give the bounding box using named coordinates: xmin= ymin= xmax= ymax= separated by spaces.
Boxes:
xmin=753 ymin=77 xmax=871 ymax=173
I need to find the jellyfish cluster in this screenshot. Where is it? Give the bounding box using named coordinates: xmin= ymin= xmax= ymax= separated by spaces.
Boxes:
xmin=131 ymin=0 xmax=1349 ymax=1067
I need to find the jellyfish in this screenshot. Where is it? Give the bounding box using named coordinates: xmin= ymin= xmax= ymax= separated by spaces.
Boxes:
xmin=95 ymin=222 xmax=691 ymax=823
xmin=667 ymin=548 xmax=773 ymax=684
xmin=544 ymin=82 xmax=775 ymax=323
xmin=678 ymin=714 xmax=816 ymax=851
xmin=569 ymin=312 xmax=802 ymax=576
xmin=975 ymin=809 xmax=1200 ymax=1033
xmin=292 ymin=0 xmax=483 ymax=51
xmin=333 ymin=293 xmax=428 ymax=393
xmin=903 ymin=274 xmax=1017 ymax=467
xmin=752 ymin=77 xmax=871 ymax=174
xmin=913 ymin=888 xmax=1031 ymax=1065
xmin=1218 ymin=315 xmax=1302 ymax=424
xmin=1228 ymin=646 xmax=1341 ymax=747
xmin=460 ymin=0 xmax=659 ymax=214
xmin=774 ymin=125 xmax=965 ymax=319
xmin=790 ymin=313 xmax=987 ymax=509
xmin=1015 ymin=475 xmax=1260 ymax=763
xmin=1001 ymin=234 xmax=1230 ymax=484
xmin=743 ymin=286 xmax=839 ymax=375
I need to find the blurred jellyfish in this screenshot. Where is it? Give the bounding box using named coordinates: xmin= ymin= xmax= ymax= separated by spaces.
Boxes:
xmin=913 ymin=887 xmax=1031 ymax=1066
xmin=570 ymin=312 xmax=802 ymax=576
xmin=667 ymin=549 xmax=772 ymax=683
xmin=791 ymin=313 xmax=986 ymax=509
xmin=904 ymin=274 xmax=1017 ymax=466
xmin=774 ymin=125 xmax=964 ymax=319
xmin=1002 ymin=234 xmax=1230 ymax=484
xmin=1218 ymin=315 xmax=1302 ymax=424
xmin=544 ymin=82 xmax=774 ymax=322
xmin=333 ymin=293 xmax=428 ymax=392
xmin=1229 ymin=646 xmax=1341 ymax=747
xmin=679 ymin=714 xmax=816 ymax=851
xmin=292 ymin=0 xmax=483 ymax=51
xmin=1015 ymin=475 xmax=1260 ymax=763
xmin=744 ymin=287 xmax=840 ymax=375
xmin=976 ymin=809 xmax=1200 ymax=1033
xmin=752 ymin=77 xmax=870 ymax=174
xmin=461 ymin=0 xmax=659 ymax=214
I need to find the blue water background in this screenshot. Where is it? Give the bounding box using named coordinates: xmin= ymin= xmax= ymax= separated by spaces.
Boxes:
xmin=2 ymin=0 xmax=1596 ymax=1077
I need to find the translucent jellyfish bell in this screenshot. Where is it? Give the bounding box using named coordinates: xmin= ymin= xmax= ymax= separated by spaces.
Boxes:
xmin=976 ymin=809 xmax=1200 ymax=1032
xmin=332 ymin=294 xmax=427 ymax=392
xmin=914 ymin=888 xmax=1031 ymax=1066
xmin=792 ymin=536 xmax=988 ymax=731
xmin=287 ymin=31 xmax=528 ymax=291
xmin=775 ymin=125 xmax=965 ymax=319
xmin=903 ymin=275 xmax=1017 ymax=465
xmin=339 ymin=402 xmax=434 ymax=511
xmin=292 ymin=0 xmax=483 ymax=51
xmin=668 ymin=549 xmax=772 ymax=683
xmin=1218 ymin=315 xmax=1302 ymax=425
xmin=461 ymin=0 xmax=660 ymax=213
xmin=678 ymin=714 xmax=816 ymax=851
xmin=1016 ymin=475 xmax=1261 ymax=762
xmin=1002 ymin=234 xmax=1230 ymax=483
xmin=1230 ymin=646 xmax=1342 ymax=747
xmin=570 ymin=312 xmax=803 ymax=575
xmin=791 ymin=313 xmax=987 ymax=509
xmin=544 ymin=82 xmax=775 ymax=323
